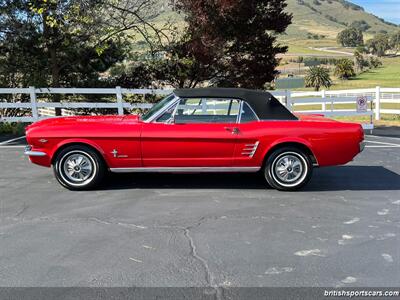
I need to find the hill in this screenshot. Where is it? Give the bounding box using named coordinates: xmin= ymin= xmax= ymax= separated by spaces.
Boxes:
xmin=151 ymin=0 xmax=399 ymax=52
xmin=285 ymin=0 xmax=398 ymax=40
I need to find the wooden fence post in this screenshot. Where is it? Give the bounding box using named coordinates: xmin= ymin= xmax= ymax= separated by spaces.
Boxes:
xmin=116 ymin=86 xmax=124 ymax=115
xmin=29 ymin=86 xmax=38 ymax=121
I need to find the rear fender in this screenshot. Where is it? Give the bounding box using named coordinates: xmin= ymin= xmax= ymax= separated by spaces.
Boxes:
xmin=261 ymin=137 xmax=317 ymax=165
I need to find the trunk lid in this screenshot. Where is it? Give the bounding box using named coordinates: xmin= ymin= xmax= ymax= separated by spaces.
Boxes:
xmin=295 ymin=113 xmax=338 ymax=123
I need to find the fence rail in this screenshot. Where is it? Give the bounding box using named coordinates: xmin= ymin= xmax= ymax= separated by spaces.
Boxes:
xmin=1 ymin=86 xmax=400 ymax=130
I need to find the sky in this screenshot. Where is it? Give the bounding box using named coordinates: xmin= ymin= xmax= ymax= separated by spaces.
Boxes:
xmin=350 ymin=0 xmax=400 ymax=24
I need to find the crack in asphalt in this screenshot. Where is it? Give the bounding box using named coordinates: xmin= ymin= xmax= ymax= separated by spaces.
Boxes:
xmin=184 ymin=227 xmax=224 ymax=300
xmin=155 ymin=217 xmax=223 ymax=300
xmin=14 ymin=202 xmax=28 ymax=217
xmin=1 ymin=210 xmax=399 ymax=292
xmin=1 ymin=214 xmax=223 ymax=298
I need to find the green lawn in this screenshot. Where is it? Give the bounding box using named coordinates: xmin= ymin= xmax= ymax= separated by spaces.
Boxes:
xmin=283 ymin=39 xmax=340 ymax=55
xmin=285 ymin=45 xmax=324 ymax=55
xmin=332 ymin=57 xmax=400 ymax=89
xmin=332 ymin=115 xmax=400 ymax=126
xmin=294 ymin=103 xmax=400 ymax=125
xmin=289 ymin=56 xmax=400 ymax=91
xmin=294 ymin=103 xmax=400 ymax=111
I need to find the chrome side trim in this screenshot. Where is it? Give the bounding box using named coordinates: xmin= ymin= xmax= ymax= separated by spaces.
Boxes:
xmin=24 ymin=150 xmax=47 ymax=157
xmin=110 ymin=167 xmax=261 ymax=173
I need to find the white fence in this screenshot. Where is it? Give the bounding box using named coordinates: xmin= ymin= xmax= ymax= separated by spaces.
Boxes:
xmin=1 ymin=86 xmax=399 ymax=130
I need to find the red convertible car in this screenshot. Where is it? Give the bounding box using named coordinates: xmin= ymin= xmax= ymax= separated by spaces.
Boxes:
xmin=25 ymin=88 xmax=365 ymax=191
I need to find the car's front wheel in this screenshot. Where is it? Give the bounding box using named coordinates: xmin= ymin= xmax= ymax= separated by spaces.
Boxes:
xmin=264 ymin=147 xmax=313 ymax=191
xmin=53 ymin=145 xmax=105 ymax=190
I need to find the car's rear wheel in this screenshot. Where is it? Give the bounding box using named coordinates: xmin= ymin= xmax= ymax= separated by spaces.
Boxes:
xmin=53 ymin=145 xmax=105 ymax=190
xmin=264 ymin=147 xmax=313 ymax=191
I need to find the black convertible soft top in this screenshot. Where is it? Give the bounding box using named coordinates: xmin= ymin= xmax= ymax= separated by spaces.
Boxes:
xmin=174 ymin=88 xmax=297 ymax=121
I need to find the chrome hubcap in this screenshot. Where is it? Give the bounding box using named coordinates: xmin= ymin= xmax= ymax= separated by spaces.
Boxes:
xmin=63 ymin=153 xmax=93 ymax=183
xmin=274 ymin=154 xmax=303 ymax=183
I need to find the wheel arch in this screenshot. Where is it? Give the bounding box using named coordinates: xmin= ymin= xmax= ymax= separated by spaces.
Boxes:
xmin=51 ymin=140 xmax=108 ymax=166
xmin=262 ymin=140 xmax=318 ymax=167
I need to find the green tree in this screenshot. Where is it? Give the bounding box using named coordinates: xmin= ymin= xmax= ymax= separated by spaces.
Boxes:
xmin=353 ymin=50 xmax=367 ymax=73
xmin=148 ymin=0 xmax=293 ymax=88
xmin=366 ymin=34 xmax=390 ymax=57
xmin=334 ymin=59 xmax=356 ymax=80
xmin=305 ymin=66 xmax=332 ymax=91
xmin=350 ymin=20 xmax=370 ymax=32
xmin=0 ymin=0 xmax=163 ymax=116
xmin=337 ymin=27 xmax=364 ymax=47
xmin=390 ymin=31 xmax=400 ymax=54
xmin=355 ymin=45 xmax=368 ymax=54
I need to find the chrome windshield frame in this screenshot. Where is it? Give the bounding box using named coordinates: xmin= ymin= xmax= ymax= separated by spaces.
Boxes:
xmin=141 ymin=94 xmax=180 ymax=123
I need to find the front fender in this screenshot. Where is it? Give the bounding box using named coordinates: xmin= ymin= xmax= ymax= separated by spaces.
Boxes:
xmin=50 ymin=138 xmax=109 ymax=165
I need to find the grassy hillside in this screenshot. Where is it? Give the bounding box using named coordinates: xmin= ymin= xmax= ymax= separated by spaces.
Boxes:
xmin=135 ymin=0 xmax=400 ymax=90
xmin=149 ymin=0 xmax=399 ymax=56
xmin=285 ymin=0 xmax=398 ymax=40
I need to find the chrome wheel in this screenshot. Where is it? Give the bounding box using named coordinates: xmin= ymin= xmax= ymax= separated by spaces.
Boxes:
xmin=54 ymin=145 xmax=106 ymax=190
xmin=274 ymin=154 xmax=303 ymax=183
xmin=59 ymin=151 xmax=97 ymax=186
xmin=270 ymin=151 xmax=308 ymax=188
xmin=63 ymin=153 xmax=93 ymax=182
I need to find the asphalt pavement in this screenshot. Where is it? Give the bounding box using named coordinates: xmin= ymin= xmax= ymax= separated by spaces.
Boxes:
xmin=0 ymin=134 xmax=399 ymax=292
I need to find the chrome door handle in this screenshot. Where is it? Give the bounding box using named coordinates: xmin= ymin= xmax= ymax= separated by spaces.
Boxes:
xmin=232 ymin=127 xmax=240 ymax=134
xmin=224 ymin=127 xmax=240 ymax=134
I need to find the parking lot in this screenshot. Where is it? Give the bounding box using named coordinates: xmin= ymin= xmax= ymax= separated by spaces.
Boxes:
xmin=0 ymin=133 xmax=399 ymax=289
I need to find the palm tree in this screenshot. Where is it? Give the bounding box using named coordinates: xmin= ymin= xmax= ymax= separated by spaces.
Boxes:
xmin=334 ymin=59 xmax=356 ymax=80
xmin=305 ymin=66 xmax=332 ymax=91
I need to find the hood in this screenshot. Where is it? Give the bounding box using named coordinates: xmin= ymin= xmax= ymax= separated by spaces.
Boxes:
xmin=27 ymin=115 xmax=140 ymax=131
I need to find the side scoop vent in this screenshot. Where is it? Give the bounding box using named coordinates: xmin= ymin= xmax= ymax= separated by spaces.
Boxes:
xmin=241 ymin=141 xmax=259 ymax=158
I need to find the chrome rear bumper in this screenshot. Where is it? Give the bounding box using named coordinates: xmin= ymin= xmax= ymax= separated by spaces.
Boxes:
xmin=24 ymin=145 xmax=47 ymax=157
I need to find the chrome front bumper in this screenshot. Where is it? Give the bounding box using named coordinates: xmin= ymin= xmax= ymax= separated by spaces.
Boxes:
xmin=359 ymin=141 xmax=366 ymax=152
xmin=24 ymin=145 xmax=47 ymax=157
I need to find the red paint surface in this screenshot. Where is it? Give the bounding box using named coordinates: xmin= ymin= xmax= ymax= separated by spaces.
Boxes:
xmin=25 ymin=114 xmax=364 ymax=169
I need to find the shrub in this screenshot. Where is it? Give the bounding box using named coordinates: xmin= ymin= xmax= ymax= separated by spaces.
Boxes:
xmin=369 ymin=57 xmax=383 ymax=69
xmin=334 ymin=59 xmax=356 ymax=79
xmin=0 ymin=123 xmax=28 ymax=135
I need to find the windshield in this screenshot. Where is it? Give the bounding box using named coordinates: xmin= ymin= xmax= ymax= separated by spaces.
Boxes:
xmin=141 ymin=94 xmax=176 ymax=122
